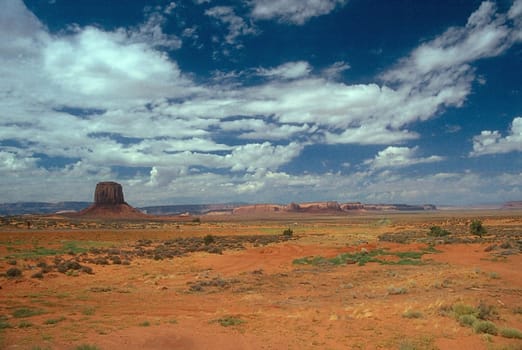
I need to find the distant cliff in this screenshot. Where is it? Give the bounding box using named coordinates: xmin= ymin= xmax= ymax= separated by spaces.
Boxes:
xmin=229 ymin=201 xmax=436 ymax=215
xmin=502 ymin=201 xmax=522 ymax=209
xmin=0 ymin=200 xmax=437 ymax=216
xmin=0 ymin=202 xmax=90 ymax=215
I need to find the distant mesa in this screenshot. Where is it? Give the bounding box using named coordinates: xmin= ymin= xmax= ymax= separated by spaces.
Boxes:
xmin=76 ymin=181 xmax=149 ymax=219
xmin=230 ymin=201 xmax=436 ymax=215
xmin=502 ymin=201 xmax=522 ymax=209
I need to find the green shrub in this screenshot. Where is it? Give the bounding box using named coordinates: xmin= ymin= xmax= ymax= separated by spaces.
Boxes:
xmin=6 ymin=267 xmax=22 ymax=278
xmin=18 ymin=321 xmax=33 ymax=328
xmin=500 ymin=327 xmax=522 ymax=339
xmin=403 ymin=310 xmax=423 ymax=319
xmin=477 ymin=302 xmax=498 ymax=320
xmin=473 ymin=320 xmax=498 ymax=335
xmin=428 ymin=226 xmax=451 ymax=237
xmin=282 ymin=228 xmax=293 ymax=237
xmin=12 ymin=308 xmax=45 ymax=318
xmin=452 ymin=303 xmax=477 ymax=318
xmin=458 ymin=314 xmax=478 ymax=327
xmin=217 ymin=316 xmax=244 ymax=327
xmin=0 ymin=320 xmax=12 ymax=329
xmin=75 ymin=345 xmax=100 ymax=350
xmin=203 ymin=234 xmax=215 ymax=245
xmin=82 ymin=307 xmax=95 ymax=316
xmin=139 ymin=321 xmax=150 ymax=327
xmin=388 ymin=286 xmax=408 ymax=295
xmin=470 ymin=219 xmax=487 ymax=237
xmin=44 ymin=316 xmax=65 ymax=325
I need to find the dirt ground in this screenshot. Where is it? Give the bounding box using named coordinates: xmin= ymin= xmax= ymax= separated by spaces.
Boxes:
xmin=0 ymin=210 xmax=521 ymax=350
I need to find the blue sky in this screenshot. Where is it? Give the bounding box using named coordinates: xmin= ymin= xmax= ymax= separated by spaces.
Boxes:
xmin=0 ymin=0 xmax=521 ymax=206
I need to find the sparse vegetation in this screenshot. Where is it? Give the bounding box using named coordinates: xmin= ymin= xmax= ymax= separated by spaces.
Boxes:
xmin=216 ymin=316 xmax=245 ymax=327
xmin=282 ymin=228 xmax=293 ymax=237
xmin=388 ymin=286 xmax=408 ymax=295
xmin=428 ymin=226 xmax=451 ymax=237
xmin=82 ymin=307 xmax=95 ymax=316
xmin=12 ymin=308 xmax=45 ymax=318
xmin=458 ymin=314 xmax=478 ymax=327
xmin=203 ymin=234 xmax=215 ymax=245
xmin=500 ymin=327 xmax=522 ymax=339
xmin=477 ymin=301 xmax=498 ymax=320
xmin=293 ymin=248 xmax=432 ymax=267
xmin=402 ymin=310 xmax=423 ymax=319
xmin=449 ymin=302 xmax=503 ymax=335
xmin=6 ymin=267 xmax=22 ymax=278
xmin=451 ymin=303 xmax=478 ymax=318
xmin=470 ymin=219 xmax=487 ymax=237
xmin=489 ymin=272 xmax=500 ymax=279
xmin=18 ymin=321 xmax=33 ymax=328
xmin=473 ymin=320 xmax=498 ymax=335
xmin=0 ymin=212 xmax=521 ymax=349
xmin=44 ymin=316 xmax=65 ymax=325
xmin=75 ymin=345 xmax=101 ymax=350
xmin=0 ymin=317 xmax=12 ymax=329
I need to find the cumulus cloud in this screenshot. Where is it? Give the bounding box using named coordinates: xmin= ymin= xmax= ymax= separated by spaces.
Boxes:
xmin=0 ymin=0 xmax=521 ymax=205
xmin=364 ymin=146 xmax=444 ymax=169
xmin=249 ymin=0 xmax=347 ymax=25
xmin=43 ymin=27 xmax=188 ymax=102
xmin=471 ymin=117 xmax=522 ymax=156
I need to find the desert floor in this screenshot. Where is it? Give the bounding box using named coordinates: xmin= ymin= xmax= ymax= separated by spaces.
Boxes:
xmin=0 ymin=211 xmax=521 ymax=350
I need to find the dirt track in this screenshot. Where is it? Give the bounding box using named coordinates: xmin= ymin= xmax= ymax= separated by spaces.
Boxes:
xmin=1 ymin=211 xmax=521 ymax=349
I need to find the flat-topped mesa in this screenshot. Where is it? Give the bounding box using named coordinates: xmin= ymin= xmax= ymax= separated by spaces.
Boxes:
xmin=94 ymin=182 xmax=125 ymax=205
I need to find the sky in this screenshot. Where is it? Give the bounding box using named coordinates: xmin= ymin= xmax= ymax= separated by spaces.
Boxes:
xmin=0 ymin=0 xmax=521 ymax=206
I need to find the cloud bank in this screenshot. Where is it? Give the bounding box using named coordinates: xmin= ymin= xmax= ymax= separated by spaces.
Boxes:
xmin=0 ymin=0 xmax=521 ymax=205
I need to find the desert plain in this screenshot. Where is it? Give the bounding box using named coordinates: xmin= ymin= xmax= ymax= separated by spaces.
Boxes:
xmin=0 ymin=210 xmax=521 ymax=350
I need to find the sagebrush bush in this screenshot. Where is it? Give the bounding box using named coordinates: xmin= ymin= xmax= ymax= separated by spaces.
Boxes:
xmin=473 ymin=320 xmax=498 ymax=335
xmin=428 ymin=226 xmax=451 ymax=237
xmin=470 ymin=219 xmax=487 ymax=237
xmin=203 ymin=234 xmax=215 ymax=245
xmin=6 ymin=267 xmax=22 ymax=278
xmin=500 ymin=327 xmax=522 ymax=339
xmin=458 ymin=314 xmax=477 ymax=327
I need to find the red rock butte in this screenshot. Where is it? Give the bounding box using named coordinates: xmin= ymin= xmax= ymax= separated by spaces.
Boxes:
xmin=77 ymin=181 xmax=149 ymax=219
xmin=94 ymin=182 xmax=125 ymax=205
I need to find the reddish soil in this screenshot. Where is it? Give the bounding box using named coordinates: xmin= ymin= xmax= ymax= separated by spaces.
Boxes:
xmin=1 ymin=211 xmax=521 ymax=350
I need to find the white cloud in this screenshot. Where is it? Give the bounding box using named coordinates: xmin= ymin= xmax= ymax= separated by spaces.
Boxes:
xmin=249 ymin=0 xmax=347 ymax=25
xmin=0 ymin=151 xmax=37 ymax=172
xmin=322 ymin=61 xmax=350 ymax=79
xmin=43 ymin=27 xmax=188 ymax=102
xmin=205 ymin=6 xmax=257 ymax=46
xmin=256 ymin=61 xmax=312 ymax=79
xmin=164 ymin=2 xmax=177 ymax=15
xmin=0 ymin=0 xmax=521 ymax=205
xmin=508 ymin=0 xmax=522 ymax=42
xmin=225 ymin=142 xmax=303 ymax=172
xmin=471 ymin=117 xmax=522 ymax=156
xmin=384 ymin=2 xmax=512 ymax=82
xmin=127 ymin=10 xmax=182 ymax=50
xmin=364 ymin=146 xmax=444 ymax=169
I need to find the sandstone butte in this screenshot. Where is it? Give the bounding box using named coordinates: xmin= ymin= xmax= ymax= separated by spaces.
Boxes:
xmin=76 ymin=181 xmax=149 ymax=219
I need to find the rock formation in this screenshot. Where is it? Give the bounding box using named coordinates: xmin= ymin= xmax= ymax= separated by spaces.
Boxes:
xmin=94 ymin=182 xmax=125 ymax=205
xmin=77 ymin=181 xmax=149 ymax=219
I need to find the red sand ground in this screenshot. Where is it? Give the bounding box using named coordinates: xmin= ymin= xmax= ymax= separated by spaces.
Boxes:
xmin=1 ymin=212 xmax=521 ymax=350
